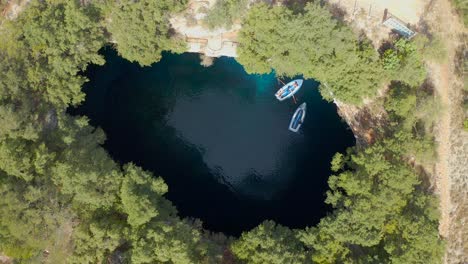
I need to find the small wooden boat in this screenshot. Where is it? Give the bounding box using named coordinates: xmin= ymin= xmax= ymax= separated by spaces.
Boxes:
xmin=289 ymin=102 xmax=306 ymax=132
xmin=275 ymin=79 xmax=303 ymax=101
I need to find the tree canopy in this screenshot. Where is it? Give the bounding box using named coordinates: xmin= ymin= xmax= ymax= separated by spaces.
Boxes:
xmin=203 ymin=0 xmax=249 ymax=29
xmin=382 ymin=39 xmax=427 ymax=87
xmin=237 ymin=3 xmax=384 ymax=104
xmin=102 ymin=0 xmax=187 ymax=66
xmin=231 ymin=220 xmax=305 ymax=264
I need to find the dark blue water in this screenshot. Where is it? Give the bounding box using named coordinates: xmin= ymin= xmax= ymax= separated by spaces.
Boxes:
xmin=73 ymin=48 xmax=354 ymax=235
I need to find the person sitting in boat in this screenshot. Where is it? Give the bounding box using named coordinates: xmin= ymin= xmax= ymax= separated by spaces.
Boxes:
xmin=293 ymin=81 xmax=298 ymax=87
xmin=282 ymin=85 xmax=293 ymax=97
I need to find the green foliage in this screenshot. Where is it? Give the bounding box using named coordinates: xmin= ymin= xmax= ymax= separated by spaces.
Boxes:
xmin=120 ymin=163 xmax=174 ymax=227
xmin=129 ymin=220 xmax=204 ymax=264
xmin=0 ymin=173 xmax=73 ymax=262
xmin=119 ymin=166 xmax=222 ymax=263
xmin=231 ymin=220 xmax=305 ymax=264
xmin=381 ymin=39 xmax=427 ymax=87
xmin=203 ymin=0 xmax=249 ymax=29
xmin=102 ymin=0 xmax=187 ymax=66
xmin=3 ymin=0 xmax=106 ymax=108
xmin=382 ymin=39 xmax=416 ymax=69
xmin=330 ymin=152 xmax=346 ymax=172
xmin=70 ymin=215 xmax=126 ymax=264
xmin=383 ymin=192 xmax=444 ymax=264
xmin=299 ymin=223 xmax=352 ymax=264
xmin=327 ymin=144 xmax=419 ymax=243
xmin=452 ymin=0 xmax=468 ymax=25
xmin=413 ymin=34 xmax=447 ymax=62
xmin=385 ymin=83 xmax=417 ymax=119
xmin=299 ymin=136 xmax=444 ymax=263
xmin=383 ymin=82 xmax=440 ymax=162
xmin=237 ymin=3 xmax=384 ymax=104
xmin=49 ymin=116 xmax=121 ymax=210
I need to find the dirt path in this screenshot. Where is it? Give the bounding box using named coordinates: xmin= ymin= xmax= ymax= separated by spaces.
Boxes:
xmin=430 ymin=60 xmax=452 ymax=238
xmin=424 ymin=0 xmax=467 ymax=263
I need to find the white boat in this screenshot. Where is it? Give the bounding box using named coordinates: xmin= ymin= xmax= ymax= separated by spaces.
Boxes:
xmin=289 ymin=102 xmax=306 ymax=132
xmin=275 ymin=79 xmax=303 ymax=101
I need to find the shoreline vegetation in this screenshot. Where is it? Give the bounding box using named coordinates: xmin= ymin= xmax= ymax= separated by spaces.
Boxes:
xmin=0 ymin=0 xmax=464 ymax=263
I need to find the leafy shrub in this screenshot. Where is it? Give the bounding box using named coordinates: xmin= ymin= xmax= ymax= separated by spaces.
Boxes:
xmin=452 ymin=0 xmax=468 ymax=25
xmin=102 ymin=0 xmax=187 ymax=66
xmin=203 ymin=0 xmax=249 ymax=29
xmin=381 ymin=39 xmax=427 ymax=87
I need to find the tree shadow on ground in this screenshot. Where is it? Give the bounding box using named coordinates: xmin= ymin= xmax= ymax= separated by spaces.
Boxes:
xmin=327 ymin=2 xmax=347 ymax=23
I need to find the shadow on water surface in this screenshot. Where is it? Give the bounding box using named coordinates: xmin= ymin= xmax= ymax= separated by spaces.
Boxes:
xmin=71 ymin=48 xmax=355 ymax=236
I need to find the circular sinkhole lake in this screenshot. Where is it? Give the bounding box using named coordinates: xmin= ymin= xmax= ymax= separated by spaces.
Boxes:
xmin=72 ymin=48 xmax=355 ymax=235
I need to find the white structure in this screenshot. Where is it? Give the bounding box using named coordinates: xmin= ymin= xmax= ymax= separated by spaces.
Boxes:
xmin=382 ymin=11 xmax=416 ymax=38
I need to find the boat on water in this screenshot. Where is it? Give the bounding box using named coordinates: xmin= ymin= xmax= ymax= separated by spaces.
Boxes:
xmin=289 ymin=102 xmax=307 ymax=132
xmin=275 ymin=79 xmax=303 ymax=101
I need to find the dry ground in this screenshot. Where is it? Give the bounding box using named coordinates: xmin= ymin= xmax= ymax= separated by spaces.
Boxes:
xmin=1 ymin=0 xmax=29 ymax=21
xmin=423 ymin=0 xmax=467 ymax=262
xmin=327 ymin=0 xmax=426 ymax=47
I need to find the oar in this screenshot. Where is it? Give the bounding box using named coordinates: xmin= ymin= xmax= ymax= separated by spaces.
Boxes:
xmin=278 ymin=78 xmax=286 ymax=86
xmin=292 ymin=95 xmax=297 ymax=104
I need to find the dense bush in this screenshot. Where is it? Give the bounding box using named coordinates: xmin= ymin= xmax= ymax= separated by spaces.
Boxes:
xmin=101 ymin=0 xmax=187 ymax=66
xmin=231 ymin=221 xmax=305 ymax=264
xmin=452 ymin=0 xmax=468 ymax=25
xmin=237 ymin=3 xmax=384 ymax=105
xmin=381 ymin=39 xmax=427 ymax=87
xmin=203 ymin=0 xmax=249 ymax=29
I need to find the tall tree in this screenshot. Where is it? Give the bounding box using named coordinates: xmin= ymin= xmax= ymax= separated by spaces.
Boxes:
xmin=6 ymin=0 xmax=106 ymax=108
xmin=102 ymin=0 xmax=187 ymax=66
xmin=120 ymin=164 xmax=175 ymax=227
xmin=299 ymin=137 xmax=444 ymax=263
xmin=237 ymin=3 xmax=384 ymax=104
xmin=231 ymin=220 xmax=306 ymax=264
